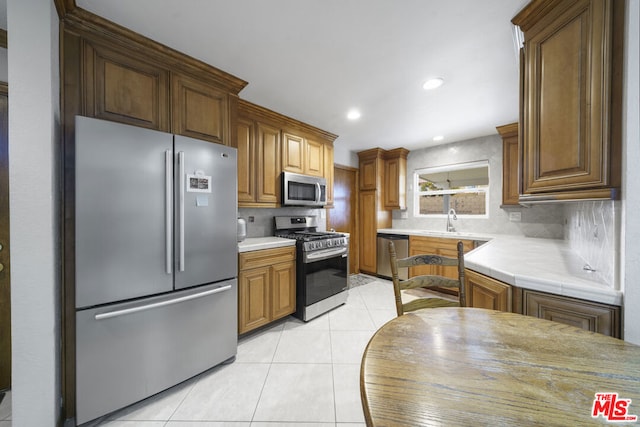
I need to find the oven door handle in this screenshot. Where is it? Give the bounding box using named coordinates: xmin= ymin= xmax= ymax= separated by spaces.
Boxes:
xmin=304 ymin=247 xmax=348 ymax=263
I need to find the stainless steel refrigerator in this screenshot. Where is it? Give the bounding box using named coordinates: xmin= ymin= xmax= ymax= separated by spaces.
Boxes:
xmin=74 ymin=116 xmax=238 ymax=425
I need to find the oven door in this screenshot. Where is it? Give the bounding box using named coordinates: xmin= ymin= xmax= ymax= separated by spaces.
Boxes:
xmin=300 ymin=247 xmax=348 ymax=306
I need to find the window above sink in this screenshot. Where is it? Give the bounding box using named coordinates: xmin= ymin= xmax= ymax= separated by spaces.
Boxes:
xmin=414 ymin=160 xmax=489 ymax=218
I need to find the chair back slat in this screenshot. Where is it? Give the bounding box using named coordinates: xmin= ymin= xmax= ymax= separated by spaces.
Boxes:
xmin=388 ymin=239 xmax=466 ymax=316
xmin=397 ymin=255 xmax=458 ymax=268
xmin=398 ymin=275 xmax=460 ymax=291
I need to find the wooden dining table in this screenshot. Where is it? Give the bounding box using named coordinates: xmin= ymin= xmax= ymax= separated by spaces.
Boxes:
xmin=360 ymin=308 xmax=640 ymax=426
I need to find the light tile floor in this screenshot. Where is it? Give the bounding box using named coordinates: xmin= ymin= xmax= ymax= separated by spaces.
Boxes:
xmin=1 ymin=277 xmax=400 ymax=427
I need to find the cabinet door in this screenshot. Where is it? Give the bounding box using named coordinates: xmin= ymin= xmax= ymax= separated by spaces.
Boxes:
xmin=305 ymin=139 xmax=324 ymax=177
xmin=359 ymin=190 xmax=378 ymax=274
xmin=238 ymin=266 xmax=271 ymax=334
xmin=282 ymin=132 xmax=305 ymax=174
xmin=408 ymin=237 xmax=437 ymax=277
xmin=83 ymin=41 xmax=169 ymax=131
xmin=256 ymin=123 xmax=281 ymax=204
xmin=523 ymin=290 xmax=620 ymax=337
xmin=271 ymin=261 xmax=296 ymax=320
xmin=235 ymin=117 xmax=256 ymax=203
xmin=497 ymin=123 xmax=520 ymax=206
xmin=360 ymin=158 xmax=378 ymax=190
xmin=323 ymin=143 xmax=335 ymax=207
xmin=465 ymin=269 xmax=512 ymax=312
xmin=172 ymin=74 xmax=229 ymax=145
xmin=519 ymin=0 xmax=615 ymax=194
xmin=384 ymin=158 xmax=401 ymax=209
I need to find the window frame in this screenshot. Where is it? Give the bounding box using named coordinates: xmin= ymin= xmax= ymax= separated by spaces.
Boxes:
xmin=413 ymin=160 xmax=490 ymax=218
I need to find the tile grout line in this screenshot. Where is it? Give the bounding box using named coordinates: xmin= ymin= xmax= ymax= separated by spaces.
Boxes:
xmin=249 ymin=321 xmax=286 ymax=424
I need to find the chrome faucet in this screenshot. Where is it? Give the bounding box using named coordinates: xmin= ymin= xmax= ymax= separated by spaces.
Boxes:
xmin=446 ymin=208 xmax=457 ymax=232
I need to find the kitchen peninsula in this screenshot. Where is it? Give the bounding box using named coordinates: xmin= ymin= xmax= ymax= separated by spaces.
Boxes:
xmin=379 ymin=228 xmax=622 ymax=337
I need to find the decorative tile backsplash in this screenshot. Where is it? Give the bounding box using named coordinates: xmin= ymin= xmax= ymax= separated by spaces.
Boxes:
xmin=564 ymin=201 xmax=619 ymax=289
xmin=238 ymin=207 xmax=327 ymax=238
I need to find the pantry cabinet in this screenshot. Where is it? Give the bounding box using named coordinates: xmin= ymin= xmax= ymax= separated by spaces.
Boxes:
xmin=238 ymin=246 xmax=296 ymax=334
xmin=464 ymin=269 xmax=512 ymax=312
xmin=358 ymin=149 xmax=391 ymax=274
xmin=512 ymin=0 xmax=623 ymax=202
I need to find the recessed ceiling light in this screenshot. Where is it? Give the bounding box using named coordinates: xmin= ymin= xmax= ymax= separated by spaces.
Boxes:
xmin=423 ymin=78 xmax=444 ymax=90
xmin=347 ymin=109 xmax=361 ymax=120
xmin=433 ymin=135 xmax=444 ymax=141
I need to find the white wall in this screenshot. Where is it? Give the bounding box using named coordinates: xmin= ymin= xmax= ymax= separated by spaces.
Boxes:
xmin=8 ymin=0 xmax=61 ymax=425
xmin=396 ymin=134 xmax=565 ymax=238
xmin=622 ymin=0 xmax=640 ymax=344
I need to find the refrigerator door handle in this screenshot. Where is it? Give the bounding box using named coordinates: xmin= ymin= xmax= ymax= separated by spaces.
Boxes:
xmin=94 ymin=284 xmax=233 ymax=320
xmin=165 ymin=150 xmax=172 ymax=274
xmin=179 ymin=151 xmax=185 ymax=272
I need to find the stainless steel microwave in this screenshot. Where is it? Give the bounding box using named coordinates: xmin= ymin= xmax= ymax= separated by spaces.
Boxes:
xmin=282 ymin=171 xmax=327 ymax=207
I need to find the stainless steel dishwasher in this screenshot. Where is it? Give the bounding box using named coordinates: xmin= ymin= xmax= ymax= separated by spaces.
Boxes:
xmin=376 ymin=233 xmax=409 ymax=280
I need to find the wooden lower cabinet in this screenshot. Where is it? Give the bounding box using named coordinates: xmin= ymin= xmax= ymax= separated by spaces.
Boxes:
xmin=409 ymin=236 xmax=475 ymax=281
xmin=464 ymin=269 xmax=512 ymax=312
xmin=238 ymin=246 xmax=296 ymax=334
xmin=522 ymin=289 xmax=621 ymax=338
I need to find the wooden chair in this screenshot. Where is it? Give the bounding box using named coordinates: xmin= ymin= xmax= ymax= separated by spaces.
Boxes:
xmin=388 ymin=240 xmax=466 ymax=316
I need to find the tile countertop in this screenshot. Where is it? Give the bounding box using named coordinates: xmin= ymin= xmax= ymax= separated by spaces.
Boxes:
xmin=237 ymin=237 xmax=296 ymax=253
xmin=378 ymin=229 xmax=622 ymax=306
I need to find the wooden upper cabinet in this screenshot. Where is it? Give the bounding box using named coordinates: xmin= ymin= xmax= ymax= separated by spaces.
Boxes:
xmin=359 ymin=148 xmax=385 ymax=191
xmin=513 ymin=0 xmax=623 ymax=202
xmin=235 ymin=117 xmax=256 ymax=203
xmin=323 ymin=143 xmax=335 ymax=207
xmin=282 ymin=133 xmax=324 ymax=177
xmin=305 ymin=139 xmax=324 ymax=177
xmin=83 ymin=41 xmax=169 ymax=131
xmin=256 ymin=122 xmax=282 ymax=204
xmin=497 ymin=123 xmax=520 ymax=206
xmin=384 ymin=148 xmax=409 ymax=209
xmin=282 ymin=133 xmax=305 ymax=174
xmin=172 ymin=74 xmax=229 ymax=145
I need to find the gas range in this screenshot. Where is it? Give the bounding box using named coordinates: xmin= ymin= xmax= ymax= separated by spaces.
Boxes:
xmin=274 ymin=215 xmax=349 ymax=322
xmin=274 ymin=217 xmax=348 ymax=252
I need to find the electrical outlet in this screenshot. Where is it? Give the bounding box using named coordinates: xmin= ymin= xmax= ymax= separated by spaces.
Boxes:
xmin=509 ymin=211 xmax=522 ymax=222
xmin=248 ymin=216 xmax=255 ymax=223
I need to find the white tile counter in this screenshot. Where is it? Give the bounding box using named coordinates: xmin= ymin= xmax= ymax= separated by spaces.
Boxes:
xmin=237 ymin=237 xmax=296 ymax=253
xmin=378 ymin=229 xmax=622 ymax=306
xmin=464 ymin=236 xmax=622 ymax=306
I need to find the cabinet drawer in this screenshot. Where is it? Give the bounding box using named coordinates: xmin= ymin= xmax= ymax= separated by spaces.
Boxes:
xmin=239 ymin=246 xmax=295 ymax=270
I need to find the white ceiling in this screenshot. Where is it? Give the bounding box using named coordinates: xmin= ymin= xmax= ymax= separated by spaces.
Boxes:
xmin=79 ymin=1 xmax=527 ymax=153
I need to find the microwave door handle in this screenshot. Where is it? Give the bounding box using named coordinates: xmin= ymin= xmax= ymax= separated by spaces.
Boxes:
xmin=315 ymin=182 xmax=321 ymax=203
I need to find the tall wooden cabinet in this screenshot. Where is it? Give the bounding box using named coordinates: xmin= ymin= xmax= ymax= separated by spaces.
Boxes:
xmin=512 ymin=0 xmax=623 ymax=202
xmin=358 ymin=149 xmax=391 ymax=275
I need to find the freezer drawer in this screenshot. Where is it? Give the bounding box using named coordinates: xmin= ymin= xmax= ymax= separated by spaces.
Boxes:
xmin=75 ymin=280 xmax=237 ymax=425
xmin=377 ymin=234 xmax=409 ymax=280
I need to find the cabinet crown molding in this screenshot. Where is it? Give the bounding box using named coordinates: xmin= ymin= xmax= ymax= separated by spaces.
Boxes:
xmin=496 ymin=122 xmax=518 ymax=138
xmin=62 ymin=7 xmax=249 ymax=95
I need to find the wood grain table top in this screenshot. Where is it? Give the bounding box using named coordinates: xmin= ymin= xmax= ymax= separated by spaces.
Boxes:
xmin=360 ymin=308 xmax=640 ymax=426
